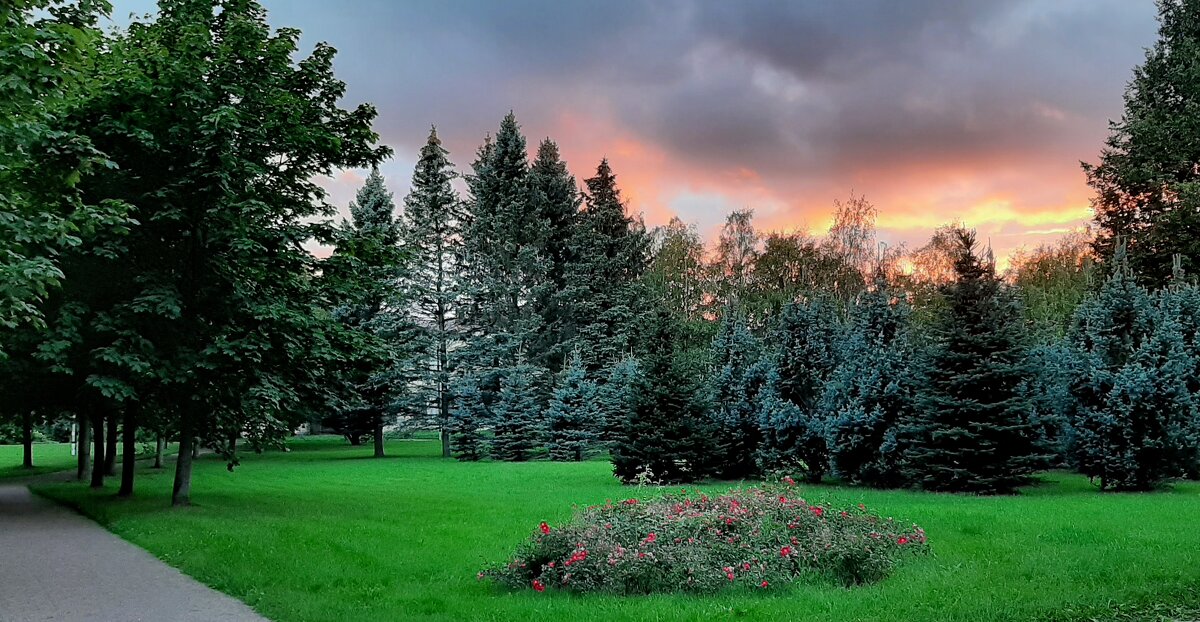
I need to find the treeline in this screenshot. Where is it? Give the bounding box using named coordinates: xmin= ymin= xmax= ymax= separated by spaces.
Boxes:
xmin=4 ymin=0 xmax=1200 ymax=504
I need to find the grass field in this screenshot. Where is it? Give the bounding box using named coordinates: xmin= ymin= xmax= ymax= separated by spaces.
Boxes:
xmin=30 ymin=437 xmax=1200 ymax=622
xmin=0 ymin=443 xmax=77 ymax=480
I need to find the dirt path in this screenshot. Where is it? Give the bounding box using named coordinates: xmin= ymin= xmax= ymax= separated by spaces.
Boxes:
xmin=0 ymin=479 xmax=268 ymax=622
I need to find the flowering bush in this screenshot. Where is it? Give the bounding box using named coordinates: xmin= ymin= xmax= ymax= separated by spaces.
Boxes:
xmin=481 ymin=481 xmax=928 ymax=594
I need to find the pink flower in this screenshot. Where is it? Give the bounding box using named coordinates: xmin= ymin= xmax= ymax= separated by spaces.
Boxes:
xmin=897 ymin=537 xmax=909 ymax=545
xmin=810 ymin=506 xmax=824 ymax=518
xmin=645 ymin=532 xmax=657 ymax=543
xmin=623 ymin=499 xmax=639 ymax=505
xmin=783 ymin=476 xmax=796 ymax=486
xmin=539 ymin=522 xmax=551 ymax=535
xmin=742 ymin=562 xmax=751 ymax=571
xmin=780 ymin=546 xmax=792 ymax=557
xmin=547 ymin=562 xmax=555 ymax=568
xmin=760 ymin=580 xmax=770 ymax=588
xmin=531 ymin=580 xmax=545 ymax=592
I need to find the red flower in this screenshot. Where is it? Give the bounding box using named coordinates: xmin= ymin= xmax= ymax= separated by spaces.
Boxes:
xmin=645 ymin=532 xmax=657 ymax=543
xmin=760 ymin=580 xmax=770 ymax=588
xmin=810 ymin=506 xmax=824 ymax=518
xmin=783 ymin=476 xmax=796 ymax=486
xmin=780 ymin=546 xmax=792 ymax=557
xmin=547 ymin=562 xmax=555 ymax=568
xmin=742 ymin=562 xmax=751 ymax=570
xmin=531 ymin=580 xmax=545 ymax=592
xmin=623 ymin=499 xmax=639 ymax=505
xmin=897 ymin=537 xmax=909 ymax=545
xmin=539 ymin=522 xmax=551 ymax=535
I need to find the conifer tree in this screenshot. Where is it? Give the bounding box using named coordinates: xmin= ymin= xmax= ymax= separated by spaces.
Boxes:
xmin=825 ymin=272 xmax=918 ymax=487
xmin=527 ymin=139 xmax=581 ymax=372
xmin=1084 ymin=0 xmax=1200 ymax=285
xmin=489 ymin=362 xmax=546 ymax=462
xmin=546 ymin=350 xmax=601 ymax=461
xmin=707 ymin=308 xmax=765 ymax=479
xmin=598 ymin=356 xmax=642 ymax=443
xmin=561 ymin=159 xmax=650 ymax=370
xmin=611 ymin=310 xmax=711 ymax=483
xmin=449 ymin=378 xmax=489 ymax=461
xmin=902 ymin=230 xmax=1047 ymax=494
xmin=401 ymin=126 xmax=462 ymax=457
xmin=456 ymin=114 xmax=549 ymax=410
xmin=756 ymin=298 xmax=841 ymax=481
xmin=1067 ymin=257 xmax=1200 ymax=489
xmin=323 ymin=167 xmax=406 ymax=458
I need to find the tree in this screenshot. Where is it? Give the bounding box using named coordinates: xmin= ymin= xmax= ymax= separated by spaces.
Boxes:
xmin=456 ymin=113 xmax=545 ymax=405
xmin=323 ymin=167 xmax=406 ymax=458
xmin=611 ymin=310 xmax=711 ymax=483
xmin=1008 ymin=230 xmax=1097 ymax=339
xmin=708 ymin=209 xmax=760 ymax=310
xmin=449 ymin=378 xmax=489 ymax=461
xmin=819 ymin=194 xmax=877 ymax=306
xmin=0 ymin=1 xmax=129 ymax=353
xmin=489 ymin=362 xmax=546 ymax=462
xmin=1084 ymin=0 xmax=1200 ymax=285
xmin=706 ymin=309 xmax=764 ymax=479
xmin=756 ymin=298 xmax=841 ymax=482
xmin=901 ymin=230 xmax=1047 ymax=494
xmin=400 ymin=126 xmax=462 ymax=457
xmin=545 ymin=351 xmax=601 ymax=461
xmin=69 ymin=0 xmax=388 ymax=505
xmin=825 ymin=271 xmax=918 ymax=487
xmin=1066 ymin=258 xmax=1200 ymax=490
xmin=527 ymin=139 xmax=581 ymax=373
xmin=560 ymin=159 xmax=649 ymax=371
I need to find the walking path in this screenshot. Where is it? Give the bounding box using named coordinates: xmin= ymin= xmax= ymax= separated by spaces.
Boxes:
xmin=0 ymin=475 xmax=268 ymax=622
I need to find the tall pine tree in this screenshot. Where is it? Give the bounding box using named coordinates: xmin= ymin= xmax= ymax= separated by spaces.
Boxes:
xmin=545 ymin=350 xmax=602 ymax=461
xmin=401 ymin=126 xmax=462 ymax=457
xmin=1084 ymin=0 xmax=1200 ymax=285
xmin=902 ymin=230 xmax=1047 ymax=494
xmin=707 ymin=308 xmax=765 ymax=479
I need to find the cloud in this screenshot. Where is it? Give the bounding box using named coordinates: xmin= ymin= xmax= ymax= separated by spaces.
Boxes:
xmin=108 ymin=0 xmax=1161 ymax=262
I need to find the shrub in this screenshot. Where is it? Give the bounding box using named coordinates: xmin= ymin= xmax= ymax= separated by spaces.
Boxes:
xmin=481 ymin=480 xmax=928 ymax=594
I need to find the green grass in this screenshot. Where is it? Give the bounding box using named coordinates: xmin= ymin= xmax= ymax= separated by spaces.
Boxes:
xmin=0 ymin=443 xmax=77 ymax=480
xmin=31 ymin=437 xmax=1200 ymax=622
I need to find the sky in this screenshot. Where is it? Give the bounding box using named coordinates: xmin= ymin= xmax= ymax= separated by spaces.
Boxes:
xmin=106 ymin=1 xmax=1162 ymax=265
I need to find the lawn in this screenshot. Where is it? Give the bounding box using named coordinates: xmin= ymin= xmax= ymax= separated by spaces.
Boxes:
xmin=0 ymin=443 xmax=77 ymax=480
xmin=31 ymin=437 xmax=1200 ymax=622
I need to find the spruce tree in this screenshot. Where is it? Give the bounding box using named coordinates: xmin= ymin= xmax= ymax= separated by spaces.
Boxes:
xmin=1084 ymin=0 xmax=1200 ymax=285
xmin=449 ymin=378 xmax=489 ymax=461
xmin=545 ymin=351 xmax=601 ymax=461
xmin=323 ymin=167 xmax=406 ymax=458
xmin=825 ymin=272 xmax=918 ymax=487
xmin=707 ymin=309 xmax=765 ymax=479
xmin=756 ymin=298 xmax=841 ymax=481
xmin=902 ymin=230 xmax=1047 ymax=494
xmin=561 ymin=159 xmax=650 ymax=371
xmin=598 ymin=356 xmax=642 ymax=443
xmin=527 ymin=139 xmax=581 ymax=372
xmin=611 ymin=310 xmax=711 ymax=483
xmin=400 ymin=126 xmax=462 ymax=457
xmin=489 ymin=362 xmax=547 ymax=462
xmin=1067 ymin=259 xmax=1200 ymax=490
xmin=457 ymin=113 xmax=546 ymax=390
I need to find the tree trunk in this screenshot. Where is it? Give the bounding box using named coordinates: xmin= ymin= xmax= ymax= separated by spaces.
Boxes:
xmin=347 ymin=435 xmax=362 ymax=446
xmin=21 ymin=411 xmax=33 ymax=469
xmin=373 ymin=417 xmax=385 ymax=458
xmin=90 ymin=413 xmax=104 ymax=488
xmin=76 ymin=411 xmax=90 ymax=481
xmin=153 ymin=434 xmax=164 ymax=469
xmin=104 ymin=413 xmax=118 ymax=476
xmin=229 ymin=431 xmax=237 ymax=456
xmin=191 ymin=438 xmax=199 ymax=459
xmin=172 ymin=416 xmax=194 ymax=507
xmin=118 ymin=408 xmax=136 ymax=498
xmin=441 ymin=428 xmax=451 ymax=458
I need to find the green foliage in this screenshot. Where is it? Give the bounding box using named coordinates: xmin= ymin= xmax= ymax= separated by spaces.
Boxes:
xmin=1084 ymin=0 xmax=1200 ymax=285
xmin=611 ymin=311 xmax=711 ymax=484
xmin=545 ymin=351 xmax=602 ymax=461
xmin=825 ymin=273 xmax=918 ymax=487
xmin=902 ymin=230 xmax=1048 ymax=494
xmin=706 ymin=309 xmax=765 ymax=479
xmin=401 ymin=127 xmax=462 ymax=452
xmin=1066 ymin=265 xmax=1200 ymax=490
xmin=756 ymin=299 xmax=841 ymax=481
xmin=449 ymin=378 xmax=489 ymax=461
xmin=483 ymin=482 xmax=929 ymax=594
xmin=490 ymin=363 xmax=547 ymax=462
